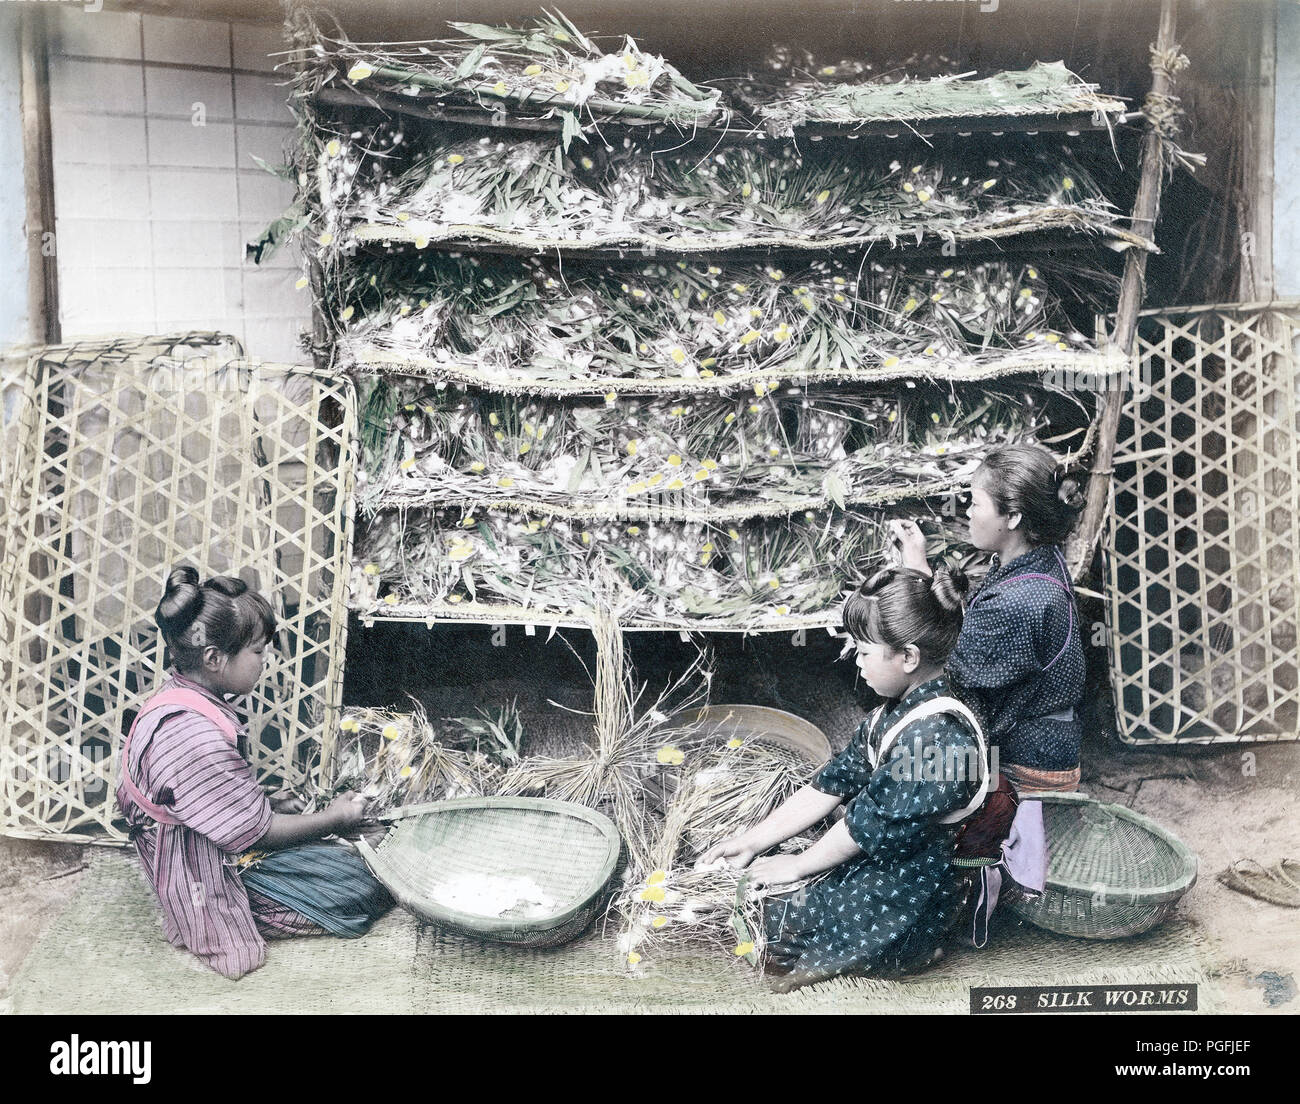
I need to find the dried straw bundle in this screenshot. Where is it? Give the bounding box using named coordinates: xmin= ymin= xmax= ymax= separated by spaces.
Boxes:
xmin=496 ymin=611 xmax=714 ymax=868
xmin=750 ymin=60 xmax=1126 ymax=135
xmin=614 ymin=734 xmax=822 ymax=969
xmin=321 ymin=701 xmax=503 ymax=812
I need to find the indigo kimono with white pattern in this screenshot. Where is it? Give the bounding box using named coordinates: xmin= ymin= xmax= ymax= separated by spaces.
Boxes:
xmin=946 ymin=544 xmax=1085 ymax=772
xmin=763 ymin=675 xmax=979 ymax=988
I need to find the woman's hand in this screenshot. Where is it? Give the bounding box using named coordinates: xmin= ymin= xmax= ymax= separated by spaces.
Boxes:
xmin=747 ymin=853 xmax=808 ymax=891
xmin=888 ymin=519 xmax=932 ymax=576
xmin=325 ymin=790 xmax=367 ymax=833
xmin=699 ymin=835 xmax=758 ymax=871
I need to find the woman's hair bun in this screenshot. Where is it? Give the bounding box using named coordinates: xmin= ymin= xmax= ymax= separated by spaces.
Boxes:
xmin=929 ymin=565 xmax=970 ymax=613
xmin=1057 ymin=476 xmax=1085 ymax=512
xmin=157 ymin=564 xmax=203 ymax=637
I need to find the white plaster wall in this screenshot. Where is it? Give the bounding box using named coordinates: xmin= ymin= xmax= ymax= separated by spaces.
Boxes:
xmin=46 ymin=8 xmax=310 ymax=362
xmin=0 ymin=7 xmax=28 ymax=351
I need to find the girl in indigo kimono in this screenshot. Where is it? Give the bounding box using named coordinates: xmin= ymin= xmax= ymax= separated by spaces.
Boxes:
xmin=702 ymin=567 xmax=988 ymax=990
xmin=890 ymin=442 xmax=1086 ymax=792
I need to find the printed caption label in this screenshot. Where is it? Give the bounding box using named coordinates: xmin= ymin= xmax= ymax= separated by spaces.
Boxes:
xmin=971 ymin=984 xmax=1198 ymax=1014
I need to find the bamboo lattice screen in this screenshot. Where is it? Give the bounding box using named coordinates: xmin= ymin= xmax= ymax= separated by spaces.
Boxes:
xmin=0 ymin=336 xmax=357 ymax=842
xmin=1106 ymin=302 xmax=1300 ymax=744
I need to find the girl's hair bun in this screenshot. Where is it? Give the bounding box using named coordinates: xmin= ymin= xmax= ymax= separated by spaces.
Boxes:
xmin=155 ymin=566 xmax=276 ymax=673
xmin=1057 ymin=476 xmax=1085 ymax=512
xmin=204 ymin=575 xmax=249 ymax=599
xmin=157 ymin=564 xmax=203 ymax=637
xmin=929 ymin=565 xmax=970 ymax=613
xmin=164 ymin=564 xmax=200 ymax=592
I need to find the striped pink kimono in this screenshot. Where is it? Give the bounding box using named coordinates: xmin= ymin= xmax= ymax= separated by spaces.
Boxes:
xmin=116 ymin=670 xmax=321 ymax=979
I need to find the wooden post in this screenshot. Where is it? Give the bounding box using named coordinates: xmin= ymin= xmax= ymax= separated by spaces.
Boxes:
xmin=1068 ymin=0 xmax=1180 ymax=578
xmin=1241 ymin=0 xmax=1275 ymax=302
xmin=282 ymin=0 xmax=347 ymax=786
xmin=19 ymin=5 xmax=59 ymax=346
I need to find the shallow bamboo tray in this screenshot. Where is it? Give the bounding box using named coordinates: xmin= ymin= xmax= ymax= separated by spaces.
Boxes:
xmin=662 ymin=704 xmax=834 ymax=766
xmin=358 ymin=797 xmax=621 ymax=947
xmin=643 ymin=704 xmax=834 ymax=812
xmin=1005 ymin=792 xmax=1198 ymax=939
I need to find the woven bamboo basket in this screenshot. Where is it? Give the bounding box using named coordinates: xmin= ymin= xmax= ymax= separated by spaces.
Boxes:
xmin=664 ymin=704 xmax=834 ymax=764
xmin=642 ymin=704 xmax=833 ymax=812
xmin=358 ymin=796 xmax=622 ymax=947
xmin=1005 ymin=792 xmax=1198 ymax=939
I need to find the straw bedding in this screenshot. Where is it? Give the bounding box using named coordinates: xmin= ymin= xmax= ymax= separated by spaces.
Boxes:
xmin=275 ymin=17 xmax=1130 ymax=645
xmin=331 ymin=251 xmax=1119 ymax=392
xmin=293 ymin=11 xmax=723 ymax=137
xmin=353 ymin=374 xmax=1075 ymax=520
xmin=2 ymin=847 xmax=1218 ymax=1014
xmin=320 ymin=132 xmax=1134 ymax=256
xmin=348 ymin=503 xmax=974 ymax=626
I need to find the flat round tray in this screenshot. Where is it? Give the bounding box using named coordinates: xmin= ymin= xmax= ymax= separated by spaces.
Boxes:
xmin=660 ymin=704 xmax=833 ymax=766
xmin=357 ymin=796 xmax=621 ymax=947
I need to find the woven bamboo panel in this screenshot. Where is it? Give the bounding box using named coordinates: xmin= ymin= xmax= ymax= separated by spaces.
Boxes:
xmin=0 ymin=335 xmax=357 ymax=842
xmin=1105 ymin=303 xmax=1300 ymax=743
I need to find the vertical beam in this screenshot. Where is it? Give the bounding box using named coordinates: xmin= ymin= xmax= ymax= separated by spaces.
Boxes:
xmin=282 ymin=0 xmax=329 ymax=372
xmin=282 ymin=0 xmax=347 ymax=788
xmin=1243 ymin=0 xmax=1275 ymax=301
xmin=1069 ymin=0 xmax=1180 ymax=578
xmin=19 ymin=5 xmax=59 ymax=346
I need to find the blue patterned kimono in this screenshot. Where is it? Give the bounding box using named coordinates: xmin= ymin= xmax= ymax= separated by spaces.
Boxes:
xmin=946 ymin=543 xmax=1085 ymax=772
xmin=763 ymin=675 xmax=980 ymax=989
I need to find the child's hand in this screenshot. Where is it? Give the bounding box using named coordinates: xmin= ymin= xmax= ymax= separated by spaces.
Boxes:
xmin=269 ymin=788 xmax=306 ymax=815
xmin=747 ymin=853 xmax=807 ymax=891
xmin=699 ymin=835 xmax=758 ymax=871
xmin=325 ymin=791 xmax=367 ymax=832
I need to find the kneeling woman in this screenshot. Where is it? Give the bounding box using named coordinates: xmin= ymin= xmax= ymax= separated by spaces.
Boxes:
xmin=702 ymin=567 xmax=987 ymax=990
xmin=117 ymin=567 xmax=392 ymax=979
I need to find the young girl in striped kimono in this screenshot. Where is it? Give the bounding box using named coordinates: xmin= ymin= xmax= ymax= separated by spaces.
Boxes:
xmin=116 ymin=567 xmax=391 ymax=979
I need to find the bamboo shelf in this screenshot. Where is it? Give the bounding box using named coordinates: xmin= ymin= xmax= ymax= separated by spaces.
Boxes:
xmin=313 ymin=84 xmax=1119 ymax=144
xmin=352 ymin=597 xmax=845 ymax=635
xmin=361 ymin=476 xmax=959 ymax=523
xmin=345 ymin=216 xmax=1154 ymax=260
xmin=289 ymin=18 xmax=1156 ymax=780
xmin=346 ymin=344 xmax=1132 ymax=395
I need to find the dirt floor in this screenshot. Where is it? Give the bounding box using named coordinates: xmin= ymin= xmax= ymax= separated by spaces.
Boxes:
xmin=3 ymin=622 xmax=1298 ymax=1014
